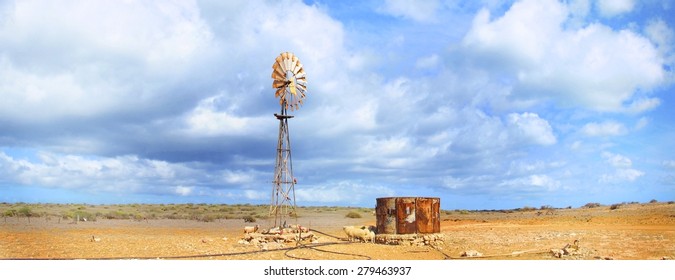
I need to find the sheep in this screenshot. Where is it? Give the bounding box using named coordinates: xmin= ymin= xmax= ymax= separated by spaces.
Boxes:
xmin=264 ymin=227 xmax=282 ymax=235
xmin=289 ymin=224 xmax=310 ymax=233
xmin=343 ymin=225 xmax=375 ymax=243
xmin=243 ymin=224 xmax=259 ymax=234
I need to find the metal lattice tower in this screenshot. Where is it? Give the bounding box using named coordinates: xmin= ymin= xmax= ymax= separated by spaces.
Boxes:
xmin=269 ymin=52 xmax=306 ymax=228
xmin=270 ymin=107 xmax=296 ymax=228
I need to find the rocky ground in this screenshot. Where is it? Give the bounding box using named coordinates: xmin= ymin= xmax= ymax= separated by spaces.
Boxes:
xmin=1 ymin=203 xmax=673 ymax=260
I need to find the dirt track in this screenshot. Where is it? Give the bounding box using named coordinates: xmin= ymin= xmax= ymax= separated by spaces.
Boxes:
xmin=1 ymin=203 xmax=673 ymax=260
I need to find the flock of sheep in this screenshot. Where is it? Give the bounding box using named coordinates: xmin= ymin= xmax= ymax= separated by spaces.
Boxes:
xmin=342 ymin=225 xmax=376 ymax=243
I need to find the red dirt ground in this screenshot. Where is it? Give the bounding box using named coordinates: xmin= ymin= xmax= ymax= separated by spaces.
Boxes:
xmin=1 ymin=203 xmax=673 ymax=260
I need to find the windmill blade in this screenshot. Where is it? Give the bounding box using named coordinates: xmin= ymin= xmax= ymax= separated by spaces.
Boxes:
xmin=275 ymin=56 xmax=284 ymax=68
xmin=284 ymin=58 xmax=292 ymax=73
xmin=273 ymin=66 xmax=285 ymax=80
xmin=290 ymin=56 xmax=298 ymax=73
xmin=275 ymin=88 xmax=285 ymax=98
xmin=294 ymin=72 xmax=306 ymax=80
xmin=273 ymin=80 xmax=286 ymax=89
xmin=293 ymin=63 xmax=303 ymax=75
xmin=272 ymin=70 xmax=285 ymax=81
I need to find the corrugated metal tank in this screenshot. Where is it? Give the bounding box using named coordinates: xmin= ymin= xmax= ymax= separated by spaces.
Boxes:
xmin=376 ymin=197 xmax=440 ymax=234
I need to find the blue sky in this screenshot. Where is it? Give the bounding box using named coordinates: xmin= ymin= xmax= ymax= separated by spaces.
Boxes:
xmin=0 ymin=0 xmax=673 ymax=210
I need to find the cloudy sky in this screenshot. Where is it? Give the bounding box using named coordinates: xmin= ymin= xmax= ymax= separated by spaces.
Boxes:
xmin=0 ymin=0 xmax=673 ymax=210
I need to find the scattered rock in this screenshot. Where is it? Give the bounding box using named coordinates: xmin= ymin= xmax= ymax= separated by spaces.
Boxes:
xmin=551 ymin=249 xmax=564 ymax=258
xmin=374 ymin=233 xmax=445 ymax=246
xmin=551 ymin=240 xmax=580 ymax=258
xmin=461 ymin=250 xmax=483 ymax=257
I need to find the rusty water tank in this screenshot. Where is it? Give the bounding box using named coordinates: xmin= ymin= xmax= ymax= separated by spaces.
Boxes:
xmin=376 ymin=197 xmax=440 ymax=234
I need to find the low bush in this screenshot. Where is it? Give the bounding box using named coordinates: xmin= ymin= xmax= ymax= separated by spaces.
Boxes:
xmin=345 ymin=211 xmax=362 ymax=219
xmin=583 ymin=202 xmax=601 ymax=208
xmin=3 ymin=209 xmax=18 ymax=217
xmin=517 ymin=206 xmax=537 ymax=212
xmin=17 ymin=206 xmax=34 ymax=217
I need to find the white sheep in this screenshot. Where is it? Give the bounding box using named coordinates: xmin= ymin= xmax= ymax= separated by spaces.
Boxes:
xmin=343 ymin=225 xmax=375 ymax=243
xmin=243 ymin=224 xmax=259 ymax=234
xmin=289 ymin=224 xmax=310 ymax=233
xmin=264 ymin=227 xmax=282 ymax=234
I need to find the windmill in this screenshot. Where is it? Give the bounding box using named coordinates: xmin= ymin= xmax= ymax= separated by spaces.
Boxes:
xmin=269 ymin=52 xmax=306 ymax=228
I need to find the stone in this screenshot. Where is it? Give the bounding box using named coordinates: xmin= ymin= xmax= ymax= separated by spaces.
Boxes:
xmin=461 ymin=250 xmax=483 ymax=257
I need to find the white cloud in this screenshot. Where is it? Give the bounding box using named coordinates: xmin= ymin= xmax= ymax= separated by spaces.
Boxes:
xmin=600 ymin=168 xmax=644 ymax=183
xmin=415 ymin=54 xmax=440 ymax=69
xmin=645 ymin=19 xmax=674 ymax=52
xmin=624 ymin=98 xmax=661 ymax=113
xmin=295 ymin=181 xmax=395 ymax=205
xmin=662 ymin=160 xmax=675 ymax=169
xmin=174 ymin=186 xmax=194 ymax=196
xmin=500 ymin=174 xmax=561 ymax=192
xmin=599 ymin=152 xmax=644 ymax=183
xmin=0 ymin=0 xmax=217 ymax=122
xmin=506 ymin=112 xmax=556 ymax=145
xmin=184 ymin=95 xmax=272 ymax=137
xmin=570 ymin=141 xmax=583 ymax=151
xmin=596 ymin=0 xmax=635 ymax=18
xmin=634 ymin=117 xmax=649 ymax=130
xmin=506 ymin=160 xmax=566 ymax=176
xmin=222 ymin=170 xmax=256 ymax=185
xmin=378 ymin=0 xmax=440 ymax=23
xmin=581 ymin=121 xmax=627 ymax=137
xmin=243 ymin=190 xmax=267 ymax=200
xmin=568 ymin=0 xmax=591 ymax=20
xmin=0 ymin=151 xmax=202 ymax=194
xmin=603 ymin=152 xmax=632 ymax=168
xmin=442 ymin=176 xmax=471 ymax=190
xmin=461 ymin=0 xmax=665 ymax=113
xmin=644 ymin=19 xmax=675 ymax=69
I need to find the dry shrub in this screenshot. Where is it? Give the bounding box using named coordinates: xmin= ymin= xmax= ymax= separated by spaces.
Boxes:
xmin=345 ymin=211 xmax=362 ymax=219
xmin=583 ymin=202 xmax=601 ymax=208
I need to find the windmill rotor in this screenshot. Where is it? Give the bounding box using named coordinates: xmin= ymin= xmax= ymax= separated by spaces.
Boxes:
xmin=272 ymin=52 xmax=307 ymax=111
